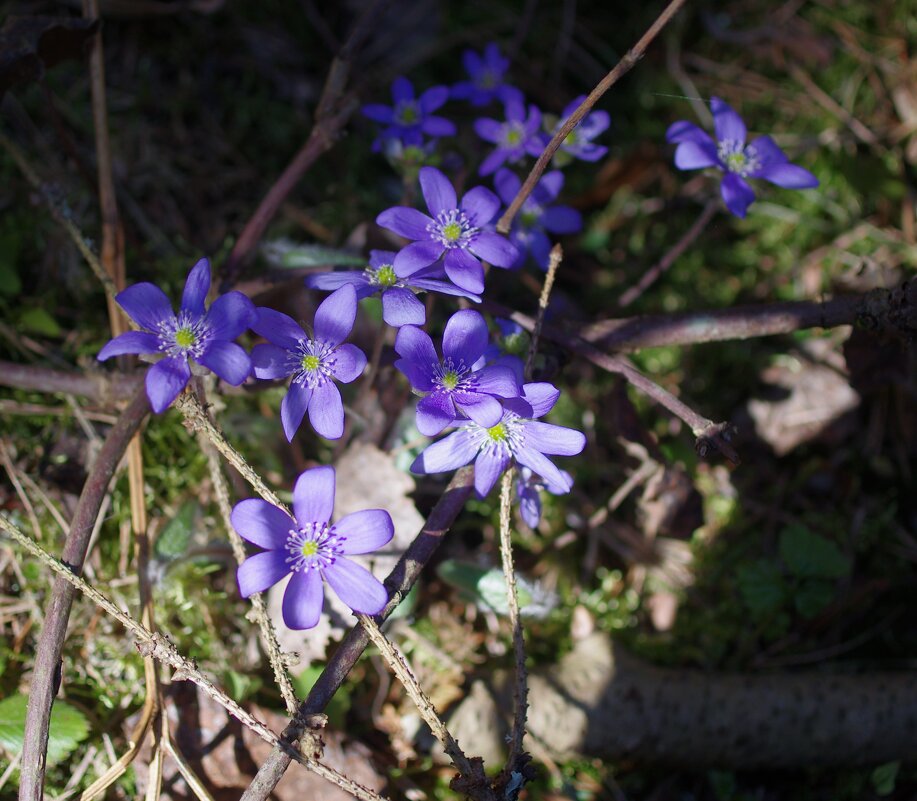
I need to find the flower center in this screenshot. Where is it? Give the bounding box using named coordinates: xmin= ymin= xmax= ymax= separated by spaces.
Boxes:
xmin=487 ymin=422 xmax=508 ymax=441
xmin=519 ymin=205 xmax=542 ymax=229
xmin=717 ymin=139 xmax=760 ymax=177
xmin=396 ymin=102 xmax=419 ymax=126
xmin=476 ymin=69 xmax=498 ymax=90
xmin=501 ymin=122 xmax=527 ymax=149
xmin=468 ymin=413 xmax=525 ymax=460
xmin=285 ymin=521 xmax=344 ymax=572
xmin=434 ymin=357 xmax=470 ymax=393
xmin=157 ymin=311 xmax=211 ymax=359
xmin=293 ymin=340 xmax=336 ymax=389
xmin=428 ymin=209 xmax=478 ymax=250
xmin=563 ymin=129 xmax=580 ymax=147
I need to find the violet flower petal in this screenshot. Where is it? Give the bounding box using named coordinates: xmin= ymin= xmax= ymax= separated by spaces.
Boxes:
xmin=116 ymin=283 xmax=173 ymax=330
xmin=145 ymin=355 xmax=191 ymax=413
xmin=362 ymin=104 xmax=394 ymax=123
xmin=519 ymin=382 xmax=560 ymax=417
xmin=712 ymin=96 xmax=746 ymax=145
xmin=443 ymin=248 xmax=485 ymax=294
xmin=231 ymin=498 xmax=294 ymax=549
xmin=442 ymin=308 xmax=488 ymax=364
xmin=197 ymin=341 xmax=252 ymax=386
xmin=469 ymin=230 xmax=519 ymax=267
xmin=252 ymin=343 xmax=294 ymax=380
xmin=377 ymin=207 xmax=435 ymax=240
xmin=394 ymin=240 xmax=444 ymax=276
xmin=323 ymin=557 xmax=388 ymax=614
xmin=394 ymin=325 xmax=438 ymax=388
xmin=419 ymin=86 xmax=449 ymax=114
xmin=721 ymin=172 xmax=756 ymax=218
xmin=541 ymin=205 xmax=582 ymax=234
xmin=522 ymin=421 xmax=587 ymax=455
xmin=674 ymin=140 xmax=720 ymax=170
xmin=237 ymin=549 xmax=291 ymax=597
xmin=308 ymin=380 xmax=344 ymax=439
xmin=334 ymin=509 xmax=394 ymax=555
xmin=460 ymin=186 xmax=500 ymax=227
xmin=305 ymin=271 xmax=372 ymax=294
xmin=252 ymin=307 xmax=307 ymax=350
xmin=283 ymin=569 xmax=323 ymax=630
xmin=330 ymin=343 xmax=366 ymax=383
xmin=471 ymin=364 xmax=520 ymax=397
xmin=453 ymin=392 xmax=503 ymax=428
xmin=419 ymin=166 xmax=457 ymax=216
xmin=756 ymin=162 xmax=819 ymax=189
xmin=314 ymin=285 xmax=357 ymax=348
xmin=474 ymin=449 xmax=511 ymax=496
xmin=416 ymin=392 xmax=457 ymax=436
xmin=281 ymin=382 xmax=312 ymax=441
xmin=382 ymin=286 xmax=426 ymax=327
xmin=293 ymin=465 xmax=335 ymax=524
xmin=666 ymin=120 xmax=713 ymax=145
xmin=411 ymin=429 xmax=478 ymax=474
xmin=421 ymin=116 xmax=457 ymax=137
xmin=473 ymin=118 xmax=502 ymax=143
xmin=207 ymin=291 xmax=257 ymax=341
xmin=97 ymin=330 xmax=161 ymax=360
xmin=180 ymin=258 xmax=211 ymax=316
xmin=514 ymin=444 xmax=571 ymax=492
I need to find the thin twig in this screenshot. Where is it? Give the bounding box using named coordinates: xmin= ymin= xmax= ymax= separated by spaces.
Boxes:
xmin=617 ymin=199 xmax=718 ymax=307
xmin=0 ymin=515 xmax=388 ymax=801
xmin=498 ymin=469 xmax=528 ymax=769
xmin=358 ymin=614 xmax=477 ymax=777
xmin=0 ymin=360 xmax=141 ymax=404
xmin=497 ymin=0 xmax=689 ymax=233
xmin=175 ymin=392 xmax=288 ymax=513
xmin=20 ymin=387 xmax=150 ymax=801
xmin=201 ymin=428 xmax=299 ymax=715
xmin=525 ymin=244 xmax=563 ymax=380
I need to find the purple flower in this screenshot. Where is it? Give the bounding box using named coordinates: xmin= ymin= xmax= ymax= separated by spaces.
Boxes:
xmin=305 ymin=250 xmax=480 ymax=328
xmin=551 ymin=96 xmax=609 ymax=165
xmin=494 ymin=168 xmax=582 ymax=269
xmin=251 ymin=285 xmax=366 ymax=441
xmin=376 ymin=166 xmax=519 ymax=294
xmin=362 ymin=77 xmax=456 ymax=150
xmin=474 ymin=97 xmax=545 ymax=175
xmin=411 ymin=382 xmax=586 ymax=498
xmin=395 ymin=309 xmax=521 ymax=436
xmin=517 ymin=466 xmax=571 ymax=529
xmin=451 ymin=43 xmax=523 ymax=107
xmin=667 ymin=96 xmax=819 ymax=218
xmin=233 ymin=466 xmax=393 ymax=630
xmin=97 ymin=258 xmax=255 ymax=414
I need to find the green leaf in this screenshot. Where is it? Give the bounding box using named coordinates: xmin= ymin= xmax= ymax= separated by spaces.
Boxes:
xmin=18 ymin=307 xmax=62 ymax=338
xmin=871 ymin=762 xmax=899 ymax=796
xmin=155 ymin=501 xmax=198 ymax=560
xmin=223 ymin=670 xmax=262 ymax=702
xmin=0 ymin=694 xmax=89 ymax=769
xmin=736 ymin=560 xmax=786 ymax=617
xmin=279 ymin=245 xmax=366 ymax=268
xmin=779 ymin=525 xmax=850 ymax=579
xmin=794 ymin=579 xmax=835 ymax=619
xmin=291 ymin=666 xmax=350 ymax=728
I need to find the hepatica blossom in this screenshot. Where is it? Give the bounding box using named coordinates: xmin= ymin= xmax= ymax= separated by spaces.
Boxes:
xmin=377 ymin=166 xmax=519 ymax=294
xmin=233 ymin=466 xmax=392 ymax=630
xmin=251 ymin=285 xmax=366 ymax=441
xmin=395 ymin=309 xmax=520 ymax=436
xmin=517 ymin=466 xmax=571 ymax=529
xmin=362 ymin=76 xmax=456 ymax=150
xmin=305 ymin=250 xmax=480 ymax=328
xmin=474 ymin=97 xmax=545 ymax=175
xmin=551 ymin=96 xmax=609 ymax=165
xmin=452 ymin=42 xmax=522 ymax=107
xmin=411 ymin=382 xmax=586 ymax=498
xmin=97 ymin=258 xmax=255 ymax=413
xmin=494 ymin=168 xmax=582 ymax=269
xmin=667 ymin=96 xmax=819 ymax=218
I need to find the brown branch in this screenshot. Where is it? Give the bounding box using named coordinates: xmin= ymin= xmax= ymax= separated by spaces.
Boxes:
xmin=240 ymin=466 xmax=477 ymax=801
xmin=20 ymin=387 xmax=150 ymax=801
xmin=0 ymin=360 xmax=141 ymax=404
xmin=497 ymin=0 xmax=688 ymax=234
xmin=617 ymin=199 xmax=718 ymax=308
xmin=220 ymin=0 xmax=386 ymax=287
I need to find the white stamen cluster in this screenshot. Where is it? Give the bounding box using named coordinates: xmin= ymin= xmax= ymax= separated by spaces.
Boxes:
xmin=717 ymin=139 xmax=760 ymax=177
xmin=427 ymin=209 xmax=477 ymax=249
xmin=433 ymin=356 xmax=470 ymax=392
xmin=157 ymin=311 xmax=211 ymax=358
xmin=467 ymin=413 xmax=525 ymax=459
xmin=292 ymin=339 xmax=336 ymax=389
xmin=284 ymin=521 xmax=344 ymax=572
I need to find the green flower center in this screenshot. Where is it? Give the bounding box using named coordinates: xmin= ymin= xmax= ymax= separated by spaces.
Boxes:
xmin=174 ymin=327 xmax=196 ymax=349
xmin=519 ymin=209 xmax=539 ymax=228
xmin=301 ymin=541 xmax=319 ymax=557
xmin=398 ymin=104 xmax=418 ymax=124
xmin=725 ymin=152 xmax=746 ymax=172
xmin=377 ymin=264 xmax=397 ymax=286
xmin=487 ymin=422 xmax=508 ymax=442
xmin=441 ymin=370 xmax=460 ymax=390
xmin=442 ymin=222 xmax=463 ymax=242
xmin=505 ymin=129 xmax=522 ymax=145
xmin=478 ymin=70 xmax=497 ymax=89
xmin=563 ymin=130 xmax=580 ymax=147
xmin=302 ymin=354 xmax=321 ymax=372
